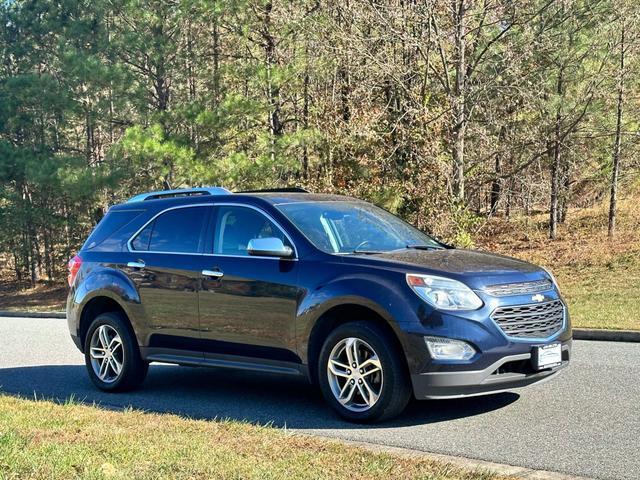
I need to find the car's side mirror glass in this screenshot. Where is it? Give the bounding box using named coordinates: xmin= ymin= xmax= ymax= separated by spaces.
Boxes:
xmin=247 ymin=237 xmax=294 ymax=258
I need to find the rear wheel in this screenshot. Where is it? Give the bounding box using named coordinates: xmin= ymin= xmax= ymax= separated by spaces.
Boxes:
xmin=84 ymin=312 xmax=148 ymax=391
xmin=318 ymin=321 xmax=411 ymax=422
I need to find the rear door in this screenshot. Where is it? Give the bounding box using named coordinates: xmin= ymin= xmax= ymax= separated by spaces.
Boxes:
xmin=126 ymin=205 xmax=212 ymax=355
xmin=197 ymin=204 xmax=301 ymax=364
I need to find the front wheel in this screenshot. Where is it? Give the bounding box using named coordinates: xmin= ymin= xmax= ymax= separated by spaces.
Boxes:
xmin=84 ymin=312 xmax=148 ymax=392
xmin=318 ymin=321 xmax=411 ymax=422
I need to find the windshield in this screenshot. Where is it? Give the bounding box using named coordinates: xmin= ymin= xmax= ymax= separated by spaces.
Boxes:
xmin=276 ymin=201 xmax=443 ymax=254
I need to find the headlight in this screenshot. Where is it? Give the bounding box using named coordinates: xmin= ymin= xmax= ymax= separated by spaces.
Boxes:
xmin=424 ymin=336 xmax=476 ymax=360
xmin=542 ymin=267 xmax=561 ymax=294
xmin=406 ymin=274 xmax=483 ymax=311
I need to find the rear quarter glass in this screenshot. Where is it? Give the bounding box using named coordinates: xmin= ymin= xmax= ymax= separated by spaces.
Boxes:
xmin=82 ymin=209 xmax=145 ymax=250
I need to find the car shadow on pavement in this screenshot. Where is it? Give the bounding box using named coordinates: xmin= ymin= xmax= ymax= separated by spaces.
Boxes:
xmin=0 ymin=363 xmax=520 ymax=429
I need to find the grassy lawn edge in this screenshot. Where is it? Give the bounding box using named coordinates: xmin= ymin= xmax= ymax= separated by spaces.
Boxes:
xmin=0 ymin=394 xmax=510 ymax=480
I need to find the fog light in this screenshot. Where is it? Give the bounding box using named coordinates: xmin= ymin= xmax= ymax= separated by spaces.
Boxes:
xmin=424 ymin=336 xmax=476 ymax=360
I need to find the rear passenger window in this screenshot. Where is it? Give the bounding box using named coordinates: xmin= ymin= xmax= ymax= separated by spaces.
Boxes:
xmin=131 ymin=224 xmax=153 ymax=251
xmin=131 ymin=206 xmax=209 ymax=253
xmin=83 ymin=210 xmax=143 ymax=250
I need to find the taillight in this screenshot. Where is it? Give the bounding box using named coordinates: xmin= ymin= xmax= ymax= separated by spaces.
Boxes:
xmin=68 ymin=255 xmax=82 ymax=287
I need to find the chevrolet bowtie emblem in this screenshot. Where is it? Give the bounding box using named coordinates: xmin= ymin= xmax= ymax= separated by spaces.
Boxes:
xmin=532 ymin=294 xmax=545 ymax=302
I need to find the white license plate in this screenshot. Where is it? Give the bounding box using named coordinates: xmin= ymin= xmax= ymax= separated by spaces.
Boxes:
xmin=534 ymin=343 xmax=562 ymax=370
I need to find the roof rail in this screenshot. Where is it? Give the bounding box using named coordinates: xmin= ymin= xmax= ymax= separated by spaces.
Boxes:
xmin=127 ymin=186 xmax=232 ymax=203
xmin=237 ymin=187 xmax=309 ymax=193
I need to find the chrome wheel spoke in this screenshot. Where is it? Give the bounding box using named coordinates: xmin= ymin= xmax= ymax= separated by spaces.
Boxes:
xmin=361 ymin=378 xmax=379 ymax=406
xmin=98 ymin=326 xmax=110 ymax=349
xmin=338 ymin=382 xmax=357 ymax=405
xmin=90 ymin=347 xmax=106 ymax=359
xmin=360 ymin=356 xmax=381 ymax=376
xmin=344 ymin=338 xmax=358 ymax=367
xmin=108 ymin=336 xmax=121 ymax=350
xmin=109 ymin=356 xmax=122 ymax=375
xmin=328 ymin=359 xmax=350 ymax=378
xmin=356 ymin=382 xmax=370 ymax=405
xmin=99 ymin=357 xmax=110 ymax=379
xmin=338 ymin=380 xmax=352 ymax=397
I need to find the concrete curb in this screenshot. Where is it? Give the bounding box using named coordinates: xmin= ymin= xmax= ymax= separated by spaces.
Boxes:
xmin=573 ymin=328 xmax=640 ymax=343
xmin=320 ymin=437 xmax=594 ymax=480
xmin=0 ymin=311 xmax=66 ymax=319
xmin=1 ymin=311 xmax=638 ymax=342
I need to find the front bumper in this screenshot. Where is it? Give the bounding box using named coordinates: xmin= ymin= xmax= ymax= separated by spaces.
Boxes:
xmin=411 ymin=342 xmax=570 ymax=399
xmin=70 ymin=333 xmax=83 ymax=351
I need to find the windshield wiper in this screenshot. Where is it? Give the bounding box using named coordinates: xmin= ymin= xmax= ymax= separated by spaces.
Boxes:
xmin=405 ymin=244 xmax=444 ymax=251
xmin=352 ymin=248 xmax=385 ymax=255
xmin=351 ymin=244 xmax=443 ymax=254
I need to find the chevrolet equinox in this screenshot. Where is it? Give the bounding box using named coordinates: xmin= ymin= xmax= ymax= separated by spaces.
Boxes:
xmin=67 ymin=187 xmax=571 ymax=422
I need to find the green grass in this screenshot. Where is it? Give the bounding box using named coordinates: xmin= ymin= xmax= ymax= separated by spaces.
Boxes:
xmin=0 ymin=395 xmax=506 ymax=480
xmin=558 ymin=264 xmax=640 ymax=331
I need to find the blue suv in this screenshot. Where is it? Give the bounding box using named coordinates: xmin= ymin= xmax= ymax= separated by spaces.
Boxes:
xmin=67 ymin=187 xmax=571 ymax=422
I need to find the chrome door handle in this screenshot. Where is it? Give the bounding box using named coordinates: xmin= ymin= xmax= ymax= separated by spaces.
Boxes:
xmin=202 ymin=269 xmax=224 ymax=278
xmin=127 ymin=261 xmax=145 ymax=269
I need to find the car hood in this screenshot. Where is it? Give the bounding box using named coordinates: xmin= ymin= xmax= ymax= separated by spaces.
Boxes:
xmin=355 ymin=248 xmax=548 ymax=289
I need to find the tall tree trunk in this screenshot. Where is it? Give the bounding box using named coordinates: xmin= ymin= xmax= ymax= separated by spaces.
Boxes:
xmin=451 ymin=0 xmax=467 ymax=202
xmin=549 ymin=66 xmax=564 ymax=240
xmin=302 ymin=49 xmax=310 ymax=181
xmin=559 ymin=159 xmax=570 ymax=224
xmin=490 ymin=126 xmax=506 ymax=214
xmin=490 ymin=154 xmax=501 ymax=214
xmin=187 ymin=18 xmax=197 ymax=147
xmin=609 ymin=24 xmax=625 ymax=238
xmin=263 ymin=1 xmax=282 ymax=166
xmin=211 ymin=20 xmax=221 ymax=106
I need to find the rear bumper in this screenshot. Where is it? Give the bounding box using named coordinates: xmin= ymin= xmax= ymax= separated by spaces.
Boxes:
xmin=411 ymin=343 xmax=570 ymax=399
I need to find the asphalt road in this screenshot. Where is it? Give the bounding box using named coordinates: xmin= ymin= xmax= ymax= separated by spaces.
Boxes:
xmin=0 ymin=316 xmax=638 ymax=480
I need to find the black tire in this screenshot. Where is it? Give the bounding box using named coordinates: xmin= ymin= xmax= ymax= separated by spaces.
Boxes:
xmin=84 ymin=312 xmax=148 ymax=392
xmin=317 ymin=321 xmax=411 ymax=423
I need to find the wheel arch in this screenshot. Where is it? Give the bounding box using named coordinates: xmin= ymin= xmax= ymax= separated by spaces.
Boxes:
xmin=70 ymin=265 xmax=142 ymax=352
xmin=306 ymin=302 xmax=409 ymax=386
xmin=78 ymin=296 xmax=136 ymax=352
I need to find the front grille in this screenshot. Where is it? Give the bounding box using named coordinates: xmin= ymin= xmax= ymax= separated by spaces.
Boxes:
xmin=491 ymin=300 xmax=564 ymax=339
xmin=484 ymin=279 xmax=553 ymax=297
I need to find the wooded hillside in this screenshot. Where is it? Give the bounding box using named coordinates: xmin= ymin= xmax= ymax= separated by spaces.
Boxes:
xmin=1 ymin=0 xmax=639 ymax=283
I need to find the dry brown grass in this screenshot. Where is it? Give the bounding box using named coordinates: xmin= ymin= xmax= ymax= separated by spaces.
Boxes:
xmin=0 ymin=277 xmax=66 ymax=312
xmin=476 ymin=184 xmax=640 ymax=330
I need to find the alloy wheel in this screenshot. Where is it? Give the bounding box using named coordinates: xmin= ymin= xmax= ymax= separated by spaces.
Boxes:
xmin=89 ymin=324 xmax=124 ymax=383
xmin=326 ymin=337 xmax=383 ymax=412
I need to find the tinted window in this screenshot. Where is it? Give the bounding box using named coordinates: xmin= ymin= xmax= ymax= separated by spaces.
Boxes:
xmin=131 ymin=223 xmax=152 ymax=251
xmin=277 ymin=201 xmax=442 ymax=254
xmin=214 ymin=206 xmax=291 ymax=256
xmin=131 ymin=206 xmax=209 ymax=253
xmin=83 ymin=210 xmax=143 ymax=250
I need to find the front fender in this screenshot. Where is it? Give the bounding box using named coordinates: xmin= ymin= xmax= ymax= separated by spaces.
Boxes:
xmin=296 ymin=273 xmax=421 ymax=366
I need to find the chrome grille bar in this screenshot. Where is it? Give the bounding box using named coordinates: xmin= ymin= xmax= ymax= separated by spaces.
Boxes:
xmin=484 ymin=279 xmax=553 ymax=297
xmin=491 ymin=300 xmax=564 ymax=339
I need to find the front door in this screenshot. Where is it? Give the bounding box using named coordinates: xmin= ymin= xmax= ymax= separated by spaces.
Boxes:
xmin=198 ymin=204 xmax=301 ymax=364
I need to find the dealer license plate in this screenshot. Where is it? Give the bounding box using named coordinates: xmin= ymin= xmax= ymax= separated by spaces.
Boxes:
xmin=533 ymin=343 xmax=562 ymax=370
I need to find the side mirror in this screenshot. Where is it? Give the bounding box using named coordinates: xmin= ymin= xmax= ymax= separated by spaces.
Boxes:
xmin=247 ymin=237 xmax=294 ymax=258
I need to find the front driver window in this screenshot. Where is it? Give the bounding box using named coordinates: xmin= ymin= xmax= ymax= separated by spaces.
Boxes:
xmin=214 ymin=206 xmax=291 ymax=256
